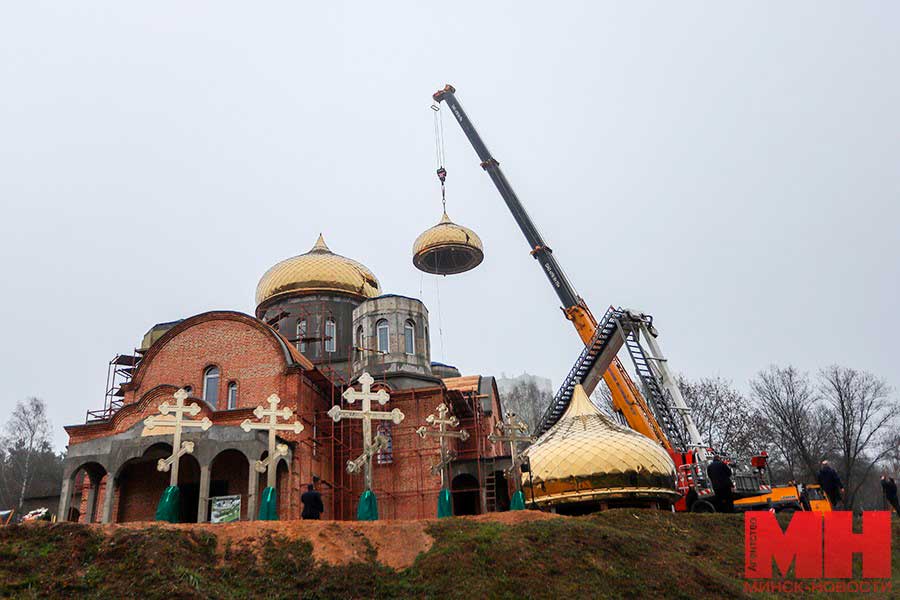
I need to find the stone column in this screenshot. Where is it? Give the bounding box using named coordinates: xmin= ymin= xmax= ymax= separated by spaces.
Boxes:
xmin=57 ymin=475 xmax=72 ymax=522
xmin=84 ymin=482 xmax=98 ymax=524
xmin=197 ymin=464 xmax=211 ymax=523
xmin=247 ymin=461 xmax=258 ymax=522
xmin=100 ymin=475 xmax=116 ymax=524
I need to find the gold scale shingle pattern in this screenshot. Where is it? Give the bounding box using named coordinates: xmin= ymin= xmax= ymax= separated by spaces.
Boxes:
xmin=256 ymin=235 xmax=381 ymax=306
xmin=412 ymin=211 xmax=484 ymax=275
xmin=523 ymin=384 xmax=679 ymax=506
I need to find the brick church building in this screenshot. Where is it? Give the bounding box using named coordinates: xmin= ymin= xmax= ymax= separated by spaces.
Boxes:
xmin=58 ymin=236 xmax=510 ymax=523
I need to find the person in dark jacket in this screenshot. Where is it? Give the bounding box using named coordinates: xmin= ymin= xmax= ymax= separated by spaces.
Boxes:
xmin=301 ymin=483 xmax=324 ymax=520
xmin=881 ymin=474 xmax=900 ymax=516
xmin=816 ymin=460 xmax=844 ymax=509
xmin=707 ymin=455 xmax=734 ymax=513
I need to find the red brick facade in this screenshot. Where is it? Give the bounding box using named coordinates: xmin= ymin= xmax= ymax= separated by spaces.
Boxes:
xmin=62 ymin=311 xmax=506 ymax=523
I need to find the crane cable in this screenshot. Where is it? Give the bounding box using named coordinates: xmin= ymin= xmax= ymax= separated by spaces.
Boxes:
xmin=430 ymin=102 xmax=448 ymax=360
xmin=431 ymin=103 xmax=448 ymax=212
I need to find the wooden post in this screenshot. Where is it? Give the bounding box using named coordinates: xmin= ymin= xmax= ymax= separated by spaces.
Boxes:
xmin=247 ymin=460 xmax=258 ymax=521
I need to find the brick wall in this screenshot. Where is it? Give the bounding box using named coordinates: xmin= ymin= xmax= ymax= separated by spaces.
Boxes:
xmin=64 ymin=311 xmax=504 ymax=522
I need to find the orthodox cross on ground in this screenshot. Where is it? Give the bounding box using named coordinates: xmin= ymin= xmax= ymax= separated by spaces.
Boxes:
xmin=144 ymin=388 xmax=213 ymax=486
xmin=488 ymin=412 xmax=535 ymax=494
xmin=327 ymin=372 xmax=404 ymax=490
xmin=240 ymin=393 xmax=304 ymax=489
xmin=416 ymin=403 xmax=469 ymax=488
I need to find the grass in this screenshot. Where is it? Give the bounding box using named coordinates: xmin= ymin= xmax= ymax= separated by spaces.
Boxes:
xmin=0 ymin=512 xmax=896 ymax=599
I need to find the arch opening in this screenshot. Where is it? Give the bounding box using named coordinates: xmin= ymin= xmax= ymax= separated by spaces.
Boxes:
xmin=116 ymin=444 xmax=201 ymax=523
xmin=64 ymin=462 xmax=108 ymax=523
xmin=209 ymin=449 xmax=250 ymax=521
xmin=451 ymin=473 xmax=481 ymax=516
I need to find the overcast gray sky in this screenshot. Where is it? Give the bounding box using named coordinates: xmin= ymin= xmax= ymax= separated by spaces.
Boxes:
xmin=1 ymin=3 xmax=897 ymax=449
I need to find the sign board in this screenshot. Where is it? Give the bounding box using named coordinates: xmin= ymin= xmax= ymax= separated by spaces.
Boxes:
xmin=210 ymin=495 xmax=241 ymax=523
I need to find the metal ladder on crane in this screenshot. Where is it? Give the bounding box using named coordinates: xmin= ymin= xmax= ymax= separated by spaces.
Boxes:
xmin=536 ymin=307 xmax=633 ymax=435
xmin=625 ymin=318 xmax=709 ymax=461
xmin=623 ymin=332 xmax=689 ymax=450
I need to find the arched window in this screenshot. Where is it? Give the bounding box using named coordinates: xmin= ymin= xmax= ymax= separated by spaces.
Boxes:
xmin=324 ymin=318 xmax=336 ymax=353
xmin=227 ymin=382 xmax=238 ymax=410
xmin=356 ymin=326 xmax=364 ymax=355
xmin=376 ymin=423 xmax=393 ymax=465
xmin=203 ymin=366 xmax=220 ymax=407
xmin=376 ymin=319 xmax=390 ymax=353
xmin=404 ymin=320 xmax=415 ymax=355
xmin=296 ymin=319 xmax=307 ymax=353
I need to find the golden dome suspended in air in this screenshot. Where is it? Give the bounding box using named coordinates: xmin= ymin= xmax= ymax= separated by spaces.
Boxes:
xmin=523 ymin=384 xmax=679 ymax=509
xmin=412 ymin=211 xmax=484 ymax=275
xmin=256 ymin=234 xmax=381 ymax=307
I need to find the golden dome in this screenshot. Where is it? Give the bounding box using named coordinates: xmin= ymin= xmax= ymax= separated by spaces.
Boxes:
xmin=523 ymin=384 xmax=678 ymax=508
xmin=412 ymin=211 xmax=484 ymax=275
xmin=256 ymin=234 xmax=381 ymax=306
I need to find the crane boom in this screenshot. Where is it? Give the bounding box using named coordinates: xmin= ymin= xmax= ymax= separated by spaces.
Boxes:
xmin=433 ymin=85 xmax=579 ymax=311
xmin=433 ymin=85 xmax=670 ymax=449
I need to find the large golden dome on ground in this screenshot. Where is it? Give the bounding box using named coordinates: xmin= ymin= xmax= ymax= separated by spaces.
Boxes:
xmin=412 ymin=211 xmax=484 ymax=275
xmin=256 ymin=234 xmax=381 ymax=306
xmin=523 ymin=384 xmax=678 ymax=508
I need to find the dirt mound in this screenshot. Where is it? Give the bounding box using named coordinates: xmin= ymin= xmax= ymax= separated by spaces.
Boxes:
xmin=113 ymin=508 xmax=560 ymax=569
xmin=2 ymin=511 xmax=897 ymax=599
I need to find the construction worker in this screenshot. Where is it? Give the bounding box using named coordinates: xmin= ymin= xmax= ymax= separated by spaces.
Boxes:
xmin=816 ymin=460 xmax=844 ymax=509
xmin=707 ymin=455 xmax=734 ymax=513
xmin=301 ymin=483 xmax=324 ymax=520
xmin=881 ymin=474 xmax=900 ymax=517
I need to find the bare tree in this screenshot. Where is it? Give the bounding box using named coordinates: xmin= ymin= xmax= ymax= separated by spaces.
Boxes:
xmin=818 ymin=365 xmax=898 ymax=509
xmin=750 ymin=366 xmax=833 ymax=482
xmin=590 ymin=380 xmax=616 ymax=417
xmin=4 ymin=397 xmax=52 ymax=510
xmin=497 ymin=376 xmax=552 ymax=434
xmin=0 ymin=446 xmax=11 ymax=508
xmin=676 ymin=375 xmax=760 ymax=459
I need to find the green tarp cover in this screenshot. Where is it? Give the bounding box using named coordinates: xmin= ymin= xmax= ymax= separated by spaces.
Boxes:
xmin=357 ymin=489 xmax=378 ymax=521
xmin=437 ymin=488 xmax=453 ymax=518
xmin=155 ymin=485 xmax=180 ymax=523
xmin=510 ymin=490 xmax=526 ymax=511
xmin=258 ymin=486 xmax=278 ymax=521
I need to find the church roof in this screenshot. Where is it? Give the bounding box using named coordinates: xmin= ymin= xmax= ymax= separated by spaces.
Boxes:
xmin=442 ymin=375 xmax=481 ymax=393
xmin=256 ymin=234 xmax=381 ymax=307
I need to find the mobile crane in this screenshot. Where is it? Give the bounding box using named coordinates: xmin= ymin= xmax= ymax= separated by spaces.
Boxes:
xmin=432 ymin=84 xmax=796 ymax=512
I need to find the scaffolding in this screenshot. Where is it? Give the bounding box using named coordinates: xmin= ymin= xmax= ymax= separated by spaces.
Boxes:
xmin=313 ymin=380 xmax=510 ymax=520
xmin=86 ymin=352 xmax=141 ymax=422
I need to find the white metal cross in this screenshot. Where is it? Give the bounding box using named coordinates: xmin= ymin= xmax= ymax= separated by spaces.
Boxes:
xmin=240 ymin=393 xmax=304 ymax=489
xmin=144 ymin=388 xmax=213 ymax=486
xmin=416 ymin=403 xmax=469 ymax=488
xmin=327 ymin=372 xmax=404 ymax=490
xmin=487 ymin=412 xmax=535 ymax=492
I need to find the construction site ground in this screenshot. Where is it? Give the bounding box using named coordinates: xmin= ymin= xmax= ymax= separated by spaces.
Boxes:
xmin=1 ymin=510 xmax=897 ymax=599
